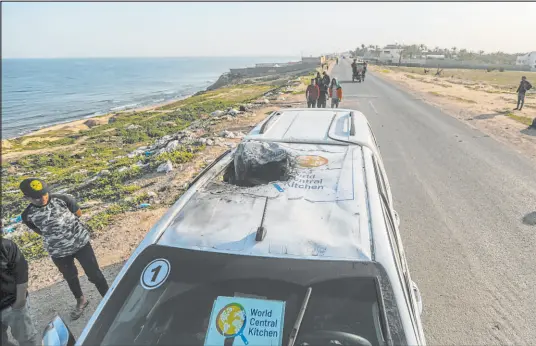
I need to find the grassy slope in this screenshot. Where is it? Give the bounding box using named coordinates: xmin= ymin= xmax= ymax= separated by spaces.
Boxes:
xmin=1 ymin=82 xmax=280 ymax=260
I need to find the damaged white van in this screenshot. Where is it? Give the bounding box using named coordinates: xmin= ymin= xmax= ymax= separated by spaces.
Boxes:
xmin=43 ymin=108 xmax=426 ymax=346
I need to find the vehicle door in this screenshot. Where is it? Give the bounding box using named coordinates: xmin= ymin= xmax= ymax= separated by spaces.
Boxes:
xmin=373 ymin=157 xmax=426 ymax=344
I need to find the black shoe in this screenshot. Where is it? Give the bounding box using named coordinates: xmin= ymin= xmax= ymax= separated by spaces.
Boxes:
xmin=519 ymin=108 xmax=523 ymax=111
xmin=513 ymin=108 xmax=518 ymax=110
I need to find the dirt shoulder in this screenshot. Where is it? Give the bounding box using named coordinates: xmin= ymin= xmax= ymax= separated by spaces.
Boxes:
xmin=371 ymin=65 xmax=536 ymax=161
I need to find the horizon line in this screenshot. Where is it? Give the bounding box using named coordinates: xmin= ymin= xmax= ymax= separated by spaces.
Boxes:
xmin=2 ymin=54 xmax=314 ymax=60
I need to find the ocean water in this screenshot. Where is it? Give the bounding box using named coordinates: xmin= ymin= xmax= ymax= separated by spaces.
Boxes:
xmin=1 ymin=56 xmax=299 ymax=139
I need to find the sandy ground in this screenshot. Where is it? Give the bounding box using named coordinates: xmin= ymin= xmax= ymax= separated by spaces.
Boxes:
xmin=370 ymin=66 xmax=536 ymax=161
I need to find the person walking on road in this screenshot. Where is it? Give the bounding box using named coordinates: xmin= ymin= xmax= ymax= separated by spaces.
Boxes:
xmin=20 ymin=178 xmax=109 ymax=321
xmin=317 ymin=80 xmax=329 ymax=108
xmin=514 ymin=76 xmax=532 ymax=111
xmin=322 ymin=71 xmax=331 ymax=89
xmin=306 ymin=79 xmax=320 ymax=108
xmin=329 ymin=78 xmax=343 ymax=108
xmin=1 ymin=238 xmax=38 ymax=346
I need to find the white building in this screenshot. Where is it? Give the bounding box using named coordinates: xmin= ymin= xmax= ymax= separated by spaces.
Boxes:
xmin=378 ymin=45 xmax=404 ymax=64
xmin=516 ymin=51 xmax=536 ymax=71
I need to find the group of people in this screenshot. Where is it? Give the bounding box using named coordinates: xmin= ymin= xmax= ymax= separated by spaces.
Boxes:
xmin=1 ymin=178 xmax=110 ymax=346
xmin=306 ymin=71 xmax=343 ymax=109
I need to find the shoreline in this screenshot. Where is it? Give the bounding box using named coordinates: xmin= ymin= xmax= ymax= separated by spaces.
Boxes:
xmin=3 ymin=93 xmax=196 ymax=141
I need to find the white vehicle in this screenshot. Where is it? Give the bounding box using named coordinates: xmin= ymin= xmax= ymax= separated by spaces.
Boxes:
xmin=43 ymin=108 xmax=425 ymax=346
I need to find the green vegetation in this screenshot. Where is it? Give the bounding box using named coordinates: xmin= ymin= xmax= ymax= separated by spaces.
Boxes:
xmin=387 ymin=66 xmax=535 ymax=89
xmin=9 ymin=232 xmax=47 ymax=261
xmin=2 ymin=70 xmax=312 ymax=261
xmin=505 ymin=112 xmax=533 ymax=126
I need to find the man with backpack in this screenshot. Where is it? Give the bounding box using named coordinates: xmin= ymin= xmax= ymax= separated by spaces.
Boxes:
xmin=514 ymin=76 xmax=532 ymax=111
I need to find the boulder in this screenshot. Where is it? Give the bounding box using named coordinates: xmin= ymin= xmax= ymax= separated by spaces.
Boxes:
xmin=211 ymin=110 xmax=224 ymax=117
xmin=117 ymin=167 xmax=129 ymax=173
xmin=263 ymin=98 xmax=270 ymax=104
xmin=156 ymin=160 xmax=173 ymax=173
xmin=206 ymin=139 xmax=215 ymax=146
xmin=98 ymin=169 xmax=111 ymax=177
xmin=239 ymin=105 xmax=247 ymax=112
xmin=108 ymin=117 xmax=117 ymax=124
xmin=84 ymin=119 xmax=99 ymax=128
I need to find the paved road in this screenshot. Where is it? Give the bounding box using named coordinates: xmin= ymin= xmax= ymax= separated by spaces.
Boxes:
xmin=331 ymin=60 xmax=536 ymax=345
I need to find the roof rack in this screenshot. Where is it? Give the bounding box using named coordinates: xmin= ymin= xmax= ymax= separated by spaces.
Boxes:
xmin=259 ymin=111 xmax=280 ymax=134
xmin=349 ymin=112 xmax=356 ymax=136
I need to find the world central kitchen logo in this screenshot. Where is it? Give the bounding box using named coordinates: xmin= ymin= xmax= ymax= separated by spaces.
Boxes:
xmin=214 ymin=303 xmax=280 ymax=345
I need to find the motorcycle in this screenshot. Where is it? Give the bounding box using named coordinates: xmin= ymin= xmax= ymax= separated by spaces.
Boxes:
xmin=352 ymin=70 xmax=362 ymax=83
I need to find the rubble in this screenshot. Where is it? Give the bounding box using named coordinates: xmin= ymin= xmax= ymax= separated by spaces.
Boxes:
xmin=156 ymin=160 xmax=173 ymax=173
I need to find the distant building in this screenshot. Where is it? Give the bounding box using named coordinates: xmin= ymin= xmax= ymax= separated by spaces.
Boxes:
xmin=425 ymin=55 xmax=446 ymax=60
xmin=516 ymin=52 xmax=536 ymax=71
xmin=378 ymin=44 xmax=403 ymax=63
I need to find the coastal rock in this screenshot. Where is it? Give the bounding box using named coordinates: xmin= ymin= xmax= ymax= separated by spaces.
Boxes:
xmin=156 ymin=160 xmax=173 ymax=173
xmin=263 ymin=98 xmax=270 ymax=104
xmin=211 ymin=110 xmax=224 ymax=117
xmin=84 ymin=119 xmax=99 ymax=128
xmin=197 ymin=138 xmax=208 ymax=145
xmin=206 ymin=139 xmax=215 ymax=146
xmin=126 ymin=124 xmax=142 ymax=131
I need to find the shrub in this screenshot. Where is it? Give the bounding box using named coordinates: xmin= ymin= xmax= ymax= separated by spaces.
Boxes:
xmin=10 ymin=232 xmax=47 ymax=261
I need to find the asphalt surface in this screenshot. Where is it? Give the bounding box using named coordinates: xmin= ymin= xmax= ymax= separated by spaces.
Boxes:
xmin=331 ymin=60 xmax=536 ymax=345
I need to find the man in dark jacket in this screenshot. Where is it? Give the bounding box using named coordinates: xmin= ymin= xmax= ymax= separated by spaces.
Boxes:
xmin=305 ymin=79 xmax=320 ymax=108
xmin=20 ymin=178 xmax=109 ymax=320
xmin=1 ymin=238 xmax=38 ymax=346
xmin=514 ymin=76 xmax=532 ymax=111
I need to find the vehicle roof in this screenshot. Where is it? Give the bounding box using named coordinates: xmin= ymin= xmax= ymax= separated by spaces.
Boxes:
xmin=245 ymin=108 xmax=376 ymax=149
xmin=156 ymin=108 xmax=381 ymax=262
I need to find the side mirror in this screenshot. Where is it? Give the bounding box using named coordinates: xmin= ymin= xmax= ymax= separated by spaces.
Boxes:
xmin=42 ymin=315 xmax=76 ymax=346
xmin=411 ymin=281 xmax=424 ymax=316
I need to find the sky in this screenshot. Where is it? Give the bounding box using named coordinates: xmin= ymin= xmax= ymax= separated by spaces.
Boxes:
xmin=2 ymin=2 xmax=535 ymax=59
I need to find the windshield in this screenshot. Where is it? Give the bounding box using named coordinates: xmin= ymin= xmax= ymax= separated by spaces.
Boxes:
xmin=84 ymin=245 xmax=405 ymax=346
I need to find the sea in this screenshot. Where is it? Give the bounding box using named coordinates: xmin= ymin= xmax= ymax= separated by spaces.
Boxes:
xmin=1 ymin=56 xmax=299 ymax=139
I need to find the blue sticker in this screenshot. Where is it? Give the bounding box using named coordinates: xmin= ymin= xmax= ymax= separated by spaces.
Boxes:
xmin=273 ymin=184 xmax=284 ymax=192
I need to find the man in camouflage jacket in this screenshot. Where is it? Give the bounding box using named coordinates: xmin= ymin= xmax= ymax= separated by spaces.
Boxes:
xmin=20 ymin=178 xmax=109 ymax=320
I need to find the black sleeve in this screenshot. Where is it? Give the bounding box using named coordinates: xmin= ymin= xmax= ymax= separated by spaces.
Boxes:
xmin=4 ymin=239 xmax=29 ymax=285
xmin=53 ymin=194 xmax=80 ymax=213
xmin=21 ymin=207 xmax=42 ymax=235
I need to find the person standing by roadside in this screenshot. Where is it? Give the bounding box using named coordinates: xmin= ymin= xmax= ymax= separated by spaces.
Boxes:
xmin=1 ymin=238 xmax=38 ymax=346
xmin=514 ymin=76 xmax=532 ymax=111
xmin=306 ymin=79 xmax=320 ymax=108
xmin=20 ymin=178 xmax=109 ymax=320
xmin=329 ymin=78 xmax=343 ymax=108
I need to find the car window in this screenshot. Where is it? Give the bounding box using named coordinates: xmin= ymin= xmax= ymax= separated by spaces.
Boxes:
xmin=85 ymin=246 xmax=406 ymax=346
